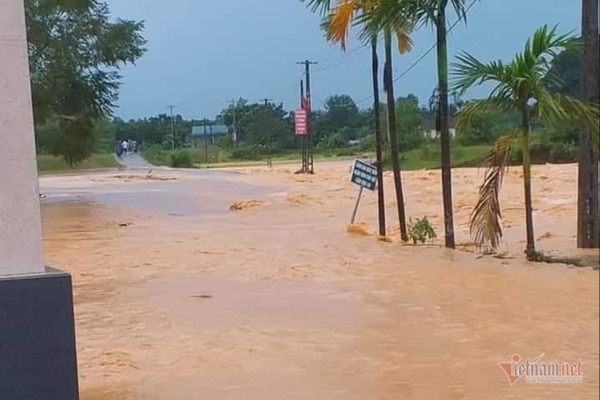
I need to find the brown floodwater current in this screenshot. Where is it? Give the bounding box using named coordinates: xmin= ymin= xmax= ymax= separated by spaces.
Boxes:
xmin=40 ymin=162 xmax=599 ymax=400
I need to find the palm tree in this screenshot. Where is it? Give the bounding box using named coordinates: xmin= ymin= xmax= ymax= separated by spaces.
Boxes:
xmin=304 ymin=0 xmax=386 ymax=236
xmin=453 ymin=25 xmax=600 ymax=260
xmin=368 ymin=0 xmax=471 ymax=249
xmin=382 ymin=24 xmax=411 ymax=242
xmin=578 ymin=0 xmax=599 ymax=248
xmin=304 ymin=0 xmax=412 ymax=238
xmin=346 ymin=0 xmax=414 ymax=241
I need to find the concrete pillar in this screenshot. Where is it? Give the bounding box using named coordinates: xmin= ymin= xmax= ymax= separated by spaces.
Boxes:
xmin=0 ymin=2 xmax=79 ymax=399
xmin=0 ymin=0 xmax=44 ymax=275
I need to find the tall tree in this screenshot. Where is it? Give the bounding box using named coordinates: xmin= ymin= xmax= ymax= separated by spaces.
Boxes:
xmin=578 ymin=0 xmax=600 ymax=248
xmin=453 ymin=25 xmax=599 ymax=259
xmin=26 ymin=0 xmax=146 ymax=165
xmin=368 ymin=0 xmax=470 ymax=249
xmin=304 ymin=0 xmax=389 ymax=236
xmin=383 ymin=24 xmax=411 ymax=242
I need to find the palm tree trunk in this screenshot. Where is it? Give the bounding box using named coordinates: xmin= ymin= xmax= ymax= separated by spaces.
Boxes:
xmin=435 ymin=8 xmax=456 ymax=249
xmin=384 ymin=28 xmax=408 ymax=242
xmin=577 ymin=0 xmax=600 ymax=248
xmin=521 ymin=109 xmax=536 ymax=259
xmin=372 ymin=36 xmax=386 ymax=237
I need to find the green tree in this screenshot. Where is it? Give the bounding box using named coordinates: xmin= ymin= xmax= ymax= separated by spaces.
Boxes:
xmin=26 ymin=0 xmax=146 ymax=165
xmin=395 ymin=95 xmax=424 ymax=151
xmin=545 ymin=46 xmax=581 ymax=97
xmin=324 ymin=94 xmax=359 ymax=128
xmin=453 ymin=25 xmax=599 ymax=259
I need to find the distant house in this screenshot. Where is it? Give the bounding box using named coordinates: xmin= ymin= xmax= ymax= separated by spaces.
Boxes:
xmin=421 ymin=117 xmax=457 ymax=139
xmin=191 ymin=124 xmax=230 ymax=147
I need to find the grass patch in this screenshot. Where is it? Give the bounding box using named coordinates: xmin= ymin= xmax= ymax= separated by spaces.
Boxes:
xmin=390 ymin=145 xmax=490 ymax=171
xmin=37 ymin=153 xmax=118 ymax=173
xmin=141 ymin=141 xmax=579 ymax=171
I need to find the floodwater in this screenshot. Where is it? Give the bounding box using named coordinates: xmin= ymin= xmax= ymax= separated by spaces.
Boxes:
xmin=40 ymin=162 xmax=599 ymax=400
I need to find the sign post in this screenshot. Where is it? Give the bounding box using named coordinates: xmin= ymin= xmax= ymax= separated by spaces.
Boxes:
xmin=295 ymin=108 xmax=309 ymax=174
xmin=349 ymin=159 xmax=379 ymax=224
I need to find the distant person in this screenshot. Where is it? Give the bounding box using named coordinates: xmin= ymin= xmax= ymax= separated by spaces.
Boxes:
xmin=132 ymin=140 xmax=138 ymax=153
xmin=115 ymin=140 xmax=123 ymax=157
xmin=121 ymin=140 xmax=129 ymax=155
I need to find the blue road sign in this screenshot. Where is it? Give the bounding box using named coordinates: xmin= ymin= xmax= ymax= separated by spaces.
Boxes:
xmin=350 ymin=159 xmax=378 ymax=191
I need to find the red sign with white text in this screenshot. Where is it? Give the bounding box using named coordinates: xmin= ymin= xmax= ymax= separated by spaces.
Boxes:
xmin=295 ymin=109 xmax=307 ymax=136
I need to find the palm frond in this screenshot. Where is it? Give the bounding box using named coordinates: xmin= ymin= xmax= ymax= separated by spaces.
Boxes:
xmin=551 ymin=94 xmax=600 ymax=153
xmin=358 ymin=0 xmax=411 ymax=35
xmin=302 ymin=0 xmax=334 ymax=15
xmin=396 ymin=30 xmax=413 ymax=54
xmin=326 ymin=0 xmax=360 ymax=50
xmin=353 ymin=0 xmax=414 ymax=53
xmin=451 ymin=52 xmax=508 ymax=94
xmin=470 ymin=134 xmax=516 ymax=250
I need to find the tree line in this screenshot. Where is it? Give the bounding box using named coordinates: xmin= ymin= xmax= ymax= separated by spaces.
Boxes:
xmin=27 ymin=0 xmax=598 ymax=255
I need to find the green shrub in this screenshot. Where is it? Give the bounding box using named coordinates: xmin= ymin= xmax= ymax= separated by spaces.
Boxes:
xmin=170 ymin=150 xmax=193 ymax=168
xmin=230 ymin=146 xmax=264 ymax=161
xmin=141 ymin=145 xmax=170 ymax=166
xmin=510 ymin=142 xmax=579 ymax=165
xmin=549 ymin=142 xmax=578 ymax=163
xmin=407 ymin=217 xmax=437 ymax=244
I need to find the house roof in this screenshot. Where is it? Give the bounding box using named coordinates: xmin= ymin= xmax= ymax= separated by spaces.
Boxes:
xmin=192 ymin=125 xmax=229 ymax=135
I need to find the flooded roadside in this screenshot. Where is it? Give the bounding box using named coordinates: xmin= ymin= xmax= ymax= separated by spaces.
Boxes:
xmin=41 ymin=163 xmax=599 ymax=400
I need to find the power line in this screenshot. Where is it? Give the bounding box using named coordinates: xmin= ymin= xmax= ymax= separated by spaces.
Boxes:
xmin=311 ymin=33 xmax=386 ymax=74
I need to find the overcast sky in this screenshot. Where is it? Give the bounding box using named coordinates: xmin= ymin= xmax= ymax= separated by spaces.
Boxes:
xmin=104 ymin=0 xmax=581 ymax=120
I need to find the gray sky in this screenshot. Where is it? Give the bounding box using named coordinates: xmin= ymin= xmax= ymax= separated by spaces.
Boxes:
xmin=105 ymin=0 xmax=581 ymax=120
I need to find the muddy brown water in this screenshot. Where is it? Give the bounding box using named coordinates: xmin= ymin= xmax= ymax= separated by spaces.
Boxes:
xmin=40 ymin=164 xmax=599 ymax=400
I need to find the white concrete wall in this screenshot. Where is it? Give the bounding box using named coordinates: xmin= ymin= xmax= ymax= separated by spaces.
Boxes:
xmin=0 ymin=0 xmax=44 ymax=275
xmin=423 ymin=129 xmax=457 ymax=139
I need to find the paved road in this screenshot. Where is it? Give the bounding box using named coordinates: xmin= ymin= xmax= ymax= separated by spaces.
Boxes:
xmin=114 ymin=152 xmax=155 ymax=170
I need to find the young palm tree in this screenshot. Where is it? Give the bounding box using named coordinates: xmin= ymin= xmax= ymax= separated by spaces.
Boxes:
xmin=453 ymin=25 xmax=600 ymax=260
xmin=368 ymin=0 xmax=471 ymax=249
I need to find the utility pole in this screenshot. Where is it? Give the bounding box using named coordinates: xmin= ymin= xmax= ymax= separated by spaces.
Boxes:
xmin=297 ymin=60 xmax=317 ymax=174
xmin=227 ymin=99 xmax=238 ymax=143
xmin=578 ymin=0 xmax=599 ymax=248
xmin=167 ymin=105 xmax=176 ymax=150
xmin=300 ymin=80 xmax=308 ymax=173
xmin=202 ymin=118 xmax=209 ymax=166
xmin=259 ymin=98 xmax=275 ymax=167
xmin=259 ymin=98 xmax=273 ymax=107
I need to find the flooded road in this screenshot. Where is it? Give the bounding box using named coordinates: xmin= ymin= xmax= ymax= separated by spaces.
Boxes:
xmin=40 ymin=162 xmax=599 ymax=400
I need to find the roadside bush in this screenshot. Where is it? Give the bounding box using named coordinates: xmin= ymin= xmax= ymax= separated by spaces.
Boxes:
xmin=170 ymin=150 xmax=193 ymax=168
xmin=230 ymin=145 xmax=264 ymax=161
xmin=141 ymin=145 xmax=170 ymax=166
xmin=549 ymin=142 xmax=578 ymax=163
xmin=510 ymin=142 xmax=579 ymax=165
